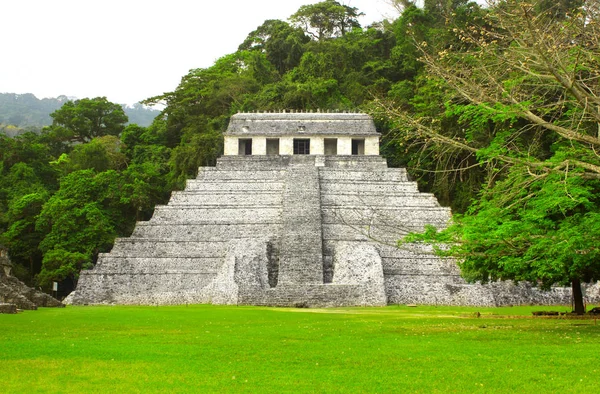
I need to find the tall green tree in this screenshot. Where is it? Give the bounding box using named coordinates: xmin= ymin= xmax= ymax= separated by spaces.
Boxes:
xmin=35 ymin=170 xmax=127 ymax=287
xmin=390 ymin=0 xmax=600 ymax=313
xmin=144 ymin=51 xmax=274 ymax=185
xmin=239 ymin=19 xmax=309 ymax=75
xmin=2 ymin=192 xmax=48 ymax=283
xmin=66 ymin=136 xmax=128 ymax=173
xmin=0 ymin=133 xmax=58 ymax=283
xmin=46 ymin=97 xmax=128 ymax=143
xmin=290 ymin=0 xmax=363 ymax=40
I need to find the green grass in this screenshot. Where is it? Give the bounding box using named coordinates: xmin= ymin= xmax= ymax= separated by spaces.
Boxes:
xmin=1 ymin=305 xmax=599 ymax=393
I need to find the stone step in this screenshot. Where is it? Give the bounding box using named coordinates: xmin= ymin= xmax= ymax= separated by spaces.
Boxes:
xmin=322 ymin=224 xmax=431 ymax=243
xmin=216 ymin=156 xmax=293 ymax=170
xmin=381 ymin=258 xmax=461 ymax=276
xmin=169 ymin=191 xmax=282 ymax=206
xmin=322 ymin=156 xmax=388 ymax=169
xmin=384 ymin=280 xmax=496 ymax=306
xmin=321 ymin=182 xmax=419 ymax=194
xmin=150 ymin=206 xmax=281 ymax=223
xmin=196 ymin=169 xmax=286 ymax=181
xmin=132 ymin=223 xmax=282 ymax=241
xmin=376 ymin=244 xmax=446 ymax=258
xmin=185 ymin=181 xmax=284 ymax=192
xmin=322 ymin=207 xmax=452 ymax=224
xmin=323 ymin=241 xmax=446 ymax=256
xmin=321 ymin=191 xmax=433 ymax=198
xmin=321 ymin=194 xmax=440 ymax=208
xmin=237 ymin=284 xmax=371 ymax=307
xmin=318 ymin=168 xmax=409 ymax=182
xmin=327 ymin=219 xmax=448 ymax=229
xmin=215 ymin=155 xmax=389 ymax=170
xmin=75 ymin=271 xmax=216 ymax=299
xmin=94 ymin=256 xmax=223 ymax=273
xmin=109 ymin=239 xmax=228 ymax=258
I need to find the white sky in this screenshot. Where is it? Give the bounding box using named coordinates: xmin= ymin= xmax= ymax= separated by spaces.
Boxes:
xmin=0 ymin=0 xmax=398 ymax=105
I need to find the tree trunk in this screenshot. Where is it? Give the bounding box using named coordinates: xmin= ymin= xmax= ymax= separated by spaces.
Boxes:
xmin=29 ymin=256 xmax=34 ymax=284
xmin=572 ymin=278 xmax=585 ymax=315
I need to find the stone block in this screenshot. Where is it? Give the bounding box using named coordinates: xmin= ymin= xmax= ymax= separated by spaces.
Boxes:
xmin=0 ymin=303 xmax=17 ymax=314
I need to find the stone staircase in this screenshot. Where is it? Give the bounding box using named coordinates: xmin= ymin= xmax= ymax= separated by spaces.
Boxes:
xmin=278 ymin=157 xmax=324 ymax=285
xmin=69 ymin=158 xmax=287 ymax=305
xmin=316 ymin=164 xmax=493 ymax=306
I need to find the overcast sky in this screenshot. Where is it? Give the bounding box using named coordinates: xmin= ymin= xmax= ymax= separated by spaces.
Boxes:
xmin=1 ymin=0 xmax=398 ymax=105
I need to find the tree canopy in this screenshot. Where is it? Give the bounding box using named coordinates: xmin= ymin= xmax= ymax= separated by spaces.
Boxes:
xmin=392 ymin=0 xmax=600 ymax=313
xmin=47 ymin=97 xmax=128 ymax=143
xmin=290 ymin=0 xmax=364 ymax=40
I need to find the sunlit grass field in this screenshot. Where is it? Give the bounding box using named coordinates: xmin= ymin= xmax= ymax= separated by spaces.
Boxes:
xmin=1 ymin=304 xmax=599 ymax=393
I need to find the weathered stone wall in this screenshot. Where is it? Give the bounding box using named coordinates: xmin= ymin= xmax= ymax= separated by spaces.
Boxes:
xmin=0 ymin=303 xmax=17 ymax=314
xmin=331 ymin=242 xmax=386 ymax=306
xmin=67 ymin=155 xmax=600 ymax=307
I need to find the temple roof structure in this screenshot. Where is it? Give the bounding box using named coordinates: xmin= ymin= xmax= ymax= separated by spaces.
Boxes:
xmin=225 ymin=112 xmax=379 ymax=136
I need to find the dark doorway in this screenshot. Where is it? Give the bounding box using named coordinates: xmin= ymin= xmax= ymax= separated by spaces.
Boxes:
xmin=238 ymin=139 xmax=252 ymax=155
xmin=324 ymin=138 xmax=337 ymax=155
xmin=266 ymin=139 xmax=280 ymax=155
xmin=293 ymin=139 xmax=310 ymax=155
xmin=351 ymin=139 xmax=365 ymax=155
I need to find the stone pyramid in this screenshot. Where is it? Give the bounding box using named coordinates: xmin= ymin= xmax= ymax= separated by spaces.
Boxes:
xmin=67 ymin=113 xmax=594 ymax=306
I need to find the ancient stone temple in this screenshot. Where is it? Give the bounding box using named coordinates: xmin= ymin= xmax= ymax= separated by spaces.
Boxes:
xmin=66 ymin=112 xmax=599 ymax=307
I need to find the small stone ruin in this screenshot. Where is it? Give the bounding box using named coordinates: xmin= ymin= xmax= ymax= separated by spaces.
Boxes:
xmin=0 ymin=248 xmax=64 ymax=311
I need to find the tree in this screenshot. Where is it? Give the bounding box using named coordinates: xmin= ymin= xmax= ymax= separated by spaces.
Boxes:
xmin=2 ymin=192 xmax=48 ymax=283
xmin=423 ymin=0 xmax=472 ymax=20
xmin=0 ymin=132 xmax=59 ymax=283
xmin=34 ymin=170 xmax=133 ymax=288
xmin=239 ymin=19 xmax=310 ymax=75
xmin=144 ymin=51 xmax=273 ymax=184
xmin=290 ymin=0 xmax=364 ymax=40
xmin=385 ymin=0 xmax=415 ymax=13
xmin=69 ymin=136 xmax=128 ymax=172
xmin=47 ymin=97 xmax=128 ymax=143
xmin=36 ymin=249 xmax=90 ymax=288
xmin=376 ymin=1 xmax=486 ymax=212
xmin=121 ymin=162 xmax=171 ymax=221
xmin=386 ymin=0 xmax=600 ymax=313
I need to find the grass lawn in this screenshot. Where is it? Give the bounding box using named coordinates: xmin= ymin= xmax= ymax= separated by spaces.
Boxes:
xmin=1 ymin=304 xmax=599 ymax=393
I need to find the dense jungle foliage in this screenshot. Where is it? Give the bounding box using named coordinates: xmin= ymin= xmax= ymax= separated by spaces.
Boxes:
xmin=1 ymin=0 xmax=598 ymax=312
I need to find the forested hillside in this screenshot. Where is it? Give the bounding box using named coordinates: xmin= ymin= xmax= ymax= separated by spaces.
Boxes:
xmin=0 ymin=93 xmax=160 ymax=136
xmin=1 ymin=0 xmax=598 ymax=312
xmin=0 ymin=93 xmax=68 ymax=134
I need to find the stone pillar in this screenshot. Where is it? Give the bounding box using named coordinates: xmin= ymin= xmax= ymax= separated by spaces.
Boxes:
xmin=311 ymin=136 xmax=324 ymax=155
xmin=253 ymin=137 xmax=267 ymax=155
xmin=280 ymin=137 xmax=294 ymax=155
xmin=365 ymin=136 xmax=380 ymax=156
xmin=338 ymin=137 xmax=352 ymax=155
xmin=224 ymin=136 xmax=238 ymax=156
